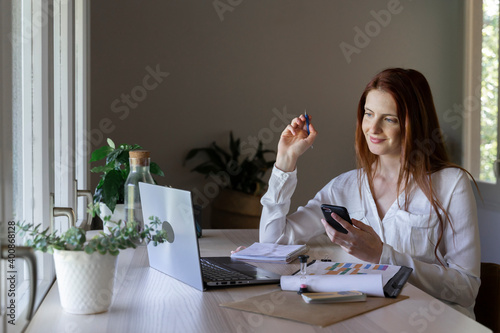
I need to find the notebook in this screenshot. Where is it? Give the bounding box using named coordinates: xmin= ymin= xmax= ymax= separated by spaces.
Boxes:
xmin=230 ymin=242 xmax=308 ymax=263
xmin=138 ymin=183 xmax=281 ymax=291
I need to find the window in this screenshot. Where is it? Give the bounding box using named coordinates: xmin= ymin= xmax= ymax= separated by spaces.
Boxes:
xmin=1 ymin=0 xmax=90 ymax=331
xmin=480 ymin=0 xmax=499 ymax=182
xmin=464 ymin=0 xmax=500 ymax=209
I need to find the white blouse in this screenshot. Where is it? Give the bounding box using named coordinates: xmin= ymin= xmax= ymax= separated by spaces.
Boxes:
xmin=259 ymin=165 xmax=481 ymax=318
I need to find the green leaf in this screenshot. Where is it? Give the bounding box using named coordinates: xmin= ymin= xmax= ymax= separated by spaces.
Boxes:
xmin=116 ymin=149 xmax=132 ymax=165
xmin=229 ymin=131 xmax=241 ymax=161
xmin=210 ymin=143 xmax=231 ymax=165
xmin=90 ymin=146 xmax=114 ymax=163
xmin=107 ymin=138 xmax=115 ymax=149
xmin=101 ymin=169 xmax=124 ymax=212
xmin=107 ymin=147 xmax=123 ymax=164
xmin=191 ymin=162 xmax=223 ymax=176
xmin=150 ymin=162 xmax=164 ymax=176
xmin=100 ymin=237 xmax=109 ymax=246
xmin=90 ymin=163 xmax=115 ymax=174
xmin=184 ymin=148 xmax=204 ymax=162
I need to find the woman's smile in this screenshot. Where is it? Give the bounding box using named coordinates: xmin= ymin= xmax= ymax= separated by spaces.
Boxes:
xmin=369 ymin=136 xmax=386 ymax=144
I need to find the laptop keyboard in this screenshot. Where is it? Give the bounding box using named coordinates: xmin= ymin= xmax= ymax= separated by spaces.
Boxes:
xmin=200 ymin=259 xmax=253 ymax=282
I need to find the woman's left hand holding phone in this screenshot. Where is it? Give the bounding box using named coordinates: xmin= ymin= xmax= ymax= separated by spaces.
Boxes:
xmin=321 ymin=215 xmax=383 ymax=264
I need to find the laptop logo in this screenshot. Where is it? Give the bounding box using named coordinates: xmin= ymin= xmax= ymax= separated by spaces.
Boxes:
xmin=162 ymin=221 xmax=175 ymax=243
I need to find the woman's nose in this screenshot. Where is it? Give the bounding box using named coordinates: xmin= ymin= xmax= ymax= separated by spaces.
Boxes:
xmin=369 ymin=119 xmax=383 ymax=134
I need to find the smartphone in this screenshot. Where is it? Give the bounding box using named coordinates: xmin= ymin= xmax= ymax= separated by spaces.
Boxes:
xmin=320 ymin=204 xmax=352 ymax=234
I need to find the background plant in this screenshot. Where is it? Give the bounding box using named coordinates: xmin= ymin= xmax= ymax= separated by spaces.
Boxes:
xmin=90 ymin=138 xmax=164 ymax=214
xmin=184 ymin=131 xmax=275 ymax=196
xmin=17 ymin=216 xmax=168 ymax=256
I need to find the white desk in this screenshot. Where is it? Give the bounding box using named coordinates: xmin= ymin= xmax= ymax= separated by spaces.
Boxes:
xmin=26 ymin=229 xmax=491 ymax=333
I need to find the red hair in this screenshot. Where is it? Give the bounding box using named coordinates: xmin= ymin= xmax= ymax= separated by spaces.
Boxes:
xmin=355 ymin=68 xmax=475 ymax=264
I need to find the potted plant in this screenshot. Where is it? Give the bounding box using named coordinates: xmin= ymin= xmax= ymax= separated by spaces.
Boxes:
xmin=184 ymin=131 xmax=275 ymax=228
xmin=89 ymin=138 xmax=164 ymax=229
xmin=16 ymin=217 xmax=167 ymax=314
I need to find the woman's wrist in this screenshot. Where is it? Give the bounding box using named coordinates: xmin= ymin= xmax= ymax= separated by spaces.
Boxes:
xmin=275 ymin=153 xmax=297 ymax=173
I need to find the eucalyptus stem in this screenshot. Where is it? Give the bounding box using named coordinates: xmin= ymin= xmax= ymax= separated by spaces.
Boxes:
xmin=16 ymin=216 xmax=168 ymax=256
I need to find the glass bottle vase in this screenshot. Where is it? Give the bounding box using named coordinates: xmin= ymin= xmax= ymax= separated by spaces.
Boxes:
xmin=124 ymin=150 xmax=154 ymax=231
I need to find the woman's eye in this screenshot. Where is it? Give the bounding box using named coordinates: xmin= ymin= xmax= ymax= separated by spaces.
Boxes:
xmin=385 ymin=118 xmax=397 ymax=123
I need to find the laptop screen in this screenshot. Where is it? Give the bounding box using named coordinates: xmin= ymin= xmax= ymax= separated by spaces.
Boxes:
xmin=139 ymin=183 xmax=205 ymax=291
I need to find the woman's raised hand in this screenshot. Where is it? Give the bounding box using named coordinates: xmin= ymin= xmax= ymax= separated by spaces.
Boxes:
xmin=275 ymin=114 xmax=317 ymax=172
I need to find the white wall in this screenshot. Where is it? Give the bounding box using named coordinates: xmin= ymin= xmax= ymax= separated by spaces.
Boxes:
xmin=90 ymin=0 xmax=499 ymax=264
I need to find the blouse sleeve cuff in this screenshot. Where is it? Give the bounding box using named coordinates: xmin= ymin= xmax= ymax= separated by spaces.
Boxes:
xmin=379 ymin=243 xmax=396 ymax=265
xmin=263 ymin=165 xmax=298 ymax=204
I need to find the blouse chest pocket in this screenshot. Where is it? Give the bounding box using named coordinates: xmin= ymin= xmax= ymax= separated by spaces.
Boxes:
xmin=391 ymin=210 xmax=441 ymax=262
xmin=349 ymin=211 xmax=385 ymax=236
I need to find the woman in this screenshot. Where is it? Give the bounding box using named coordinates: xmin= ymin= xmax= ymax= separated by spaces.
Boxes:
xmin=259 ymin=68 xmax=481 ymax=318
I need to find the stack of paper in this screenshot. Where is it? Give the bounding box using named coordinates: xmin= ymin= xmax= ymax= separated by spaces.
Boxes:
xmin=230 ymin=242 xmax=308 ymax=263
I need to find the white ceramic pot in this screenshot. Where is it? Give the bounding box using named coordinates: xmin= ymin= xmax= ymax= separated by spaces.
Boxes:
xmin=99 ymin=203 xmax=125 ymax=234
xmin=53 ymin=250 xmax=118 ymax=314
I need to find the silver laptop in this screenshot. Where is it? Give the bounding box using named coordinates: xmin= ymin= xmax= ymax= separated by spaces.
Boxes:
xmin=139 ymin=182 xmax=281 ymax=291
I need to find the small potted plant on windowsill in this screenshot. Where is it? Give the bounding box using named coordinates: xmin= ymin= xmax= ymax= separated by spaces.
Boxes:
xmin=184 ymin=131 xmax=275 ymax=229
xmin=17 ymin=216 xmax=167 ymax=315
xmin=89 ymin=138 xmax=164 ymax=229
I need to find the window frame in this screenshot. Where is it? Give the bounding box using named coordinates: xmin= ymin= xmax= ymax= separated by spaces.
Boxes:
xmin=2 ymin=0 xmax=90 ymax=331
xmin=53 ymin=0 xmax=76 ymax=232
xmin=12 ymin=0 xmax=56 ymax=330
xmin=0 ymin=1 xmax=14 ymax=330
xmin=0 ymin=0 xmax=13 ymax=232
xmin=75 ymin=0 xmax=91 ymax=224
xmin=464 ymin=0 xmax=500 ymax=210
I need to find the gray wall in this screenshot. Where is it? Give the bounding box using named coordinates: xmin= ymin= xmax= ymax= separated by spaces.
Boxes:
xmin=90 ymin=0 xmax=465 ymax=229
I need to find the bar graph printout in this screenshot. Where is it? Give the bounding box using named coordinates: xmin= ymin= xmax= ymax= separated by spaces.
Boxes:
xmin=281 ymin=261 xmax=412 ymax=297
xmin=305 ymin=261 xmax=403 ymax=286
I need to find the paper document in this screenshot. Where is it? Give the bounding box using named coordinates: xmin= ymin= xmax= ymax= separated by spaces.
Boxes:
xmin=282 ymin=274 xmax=384 ymax=297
